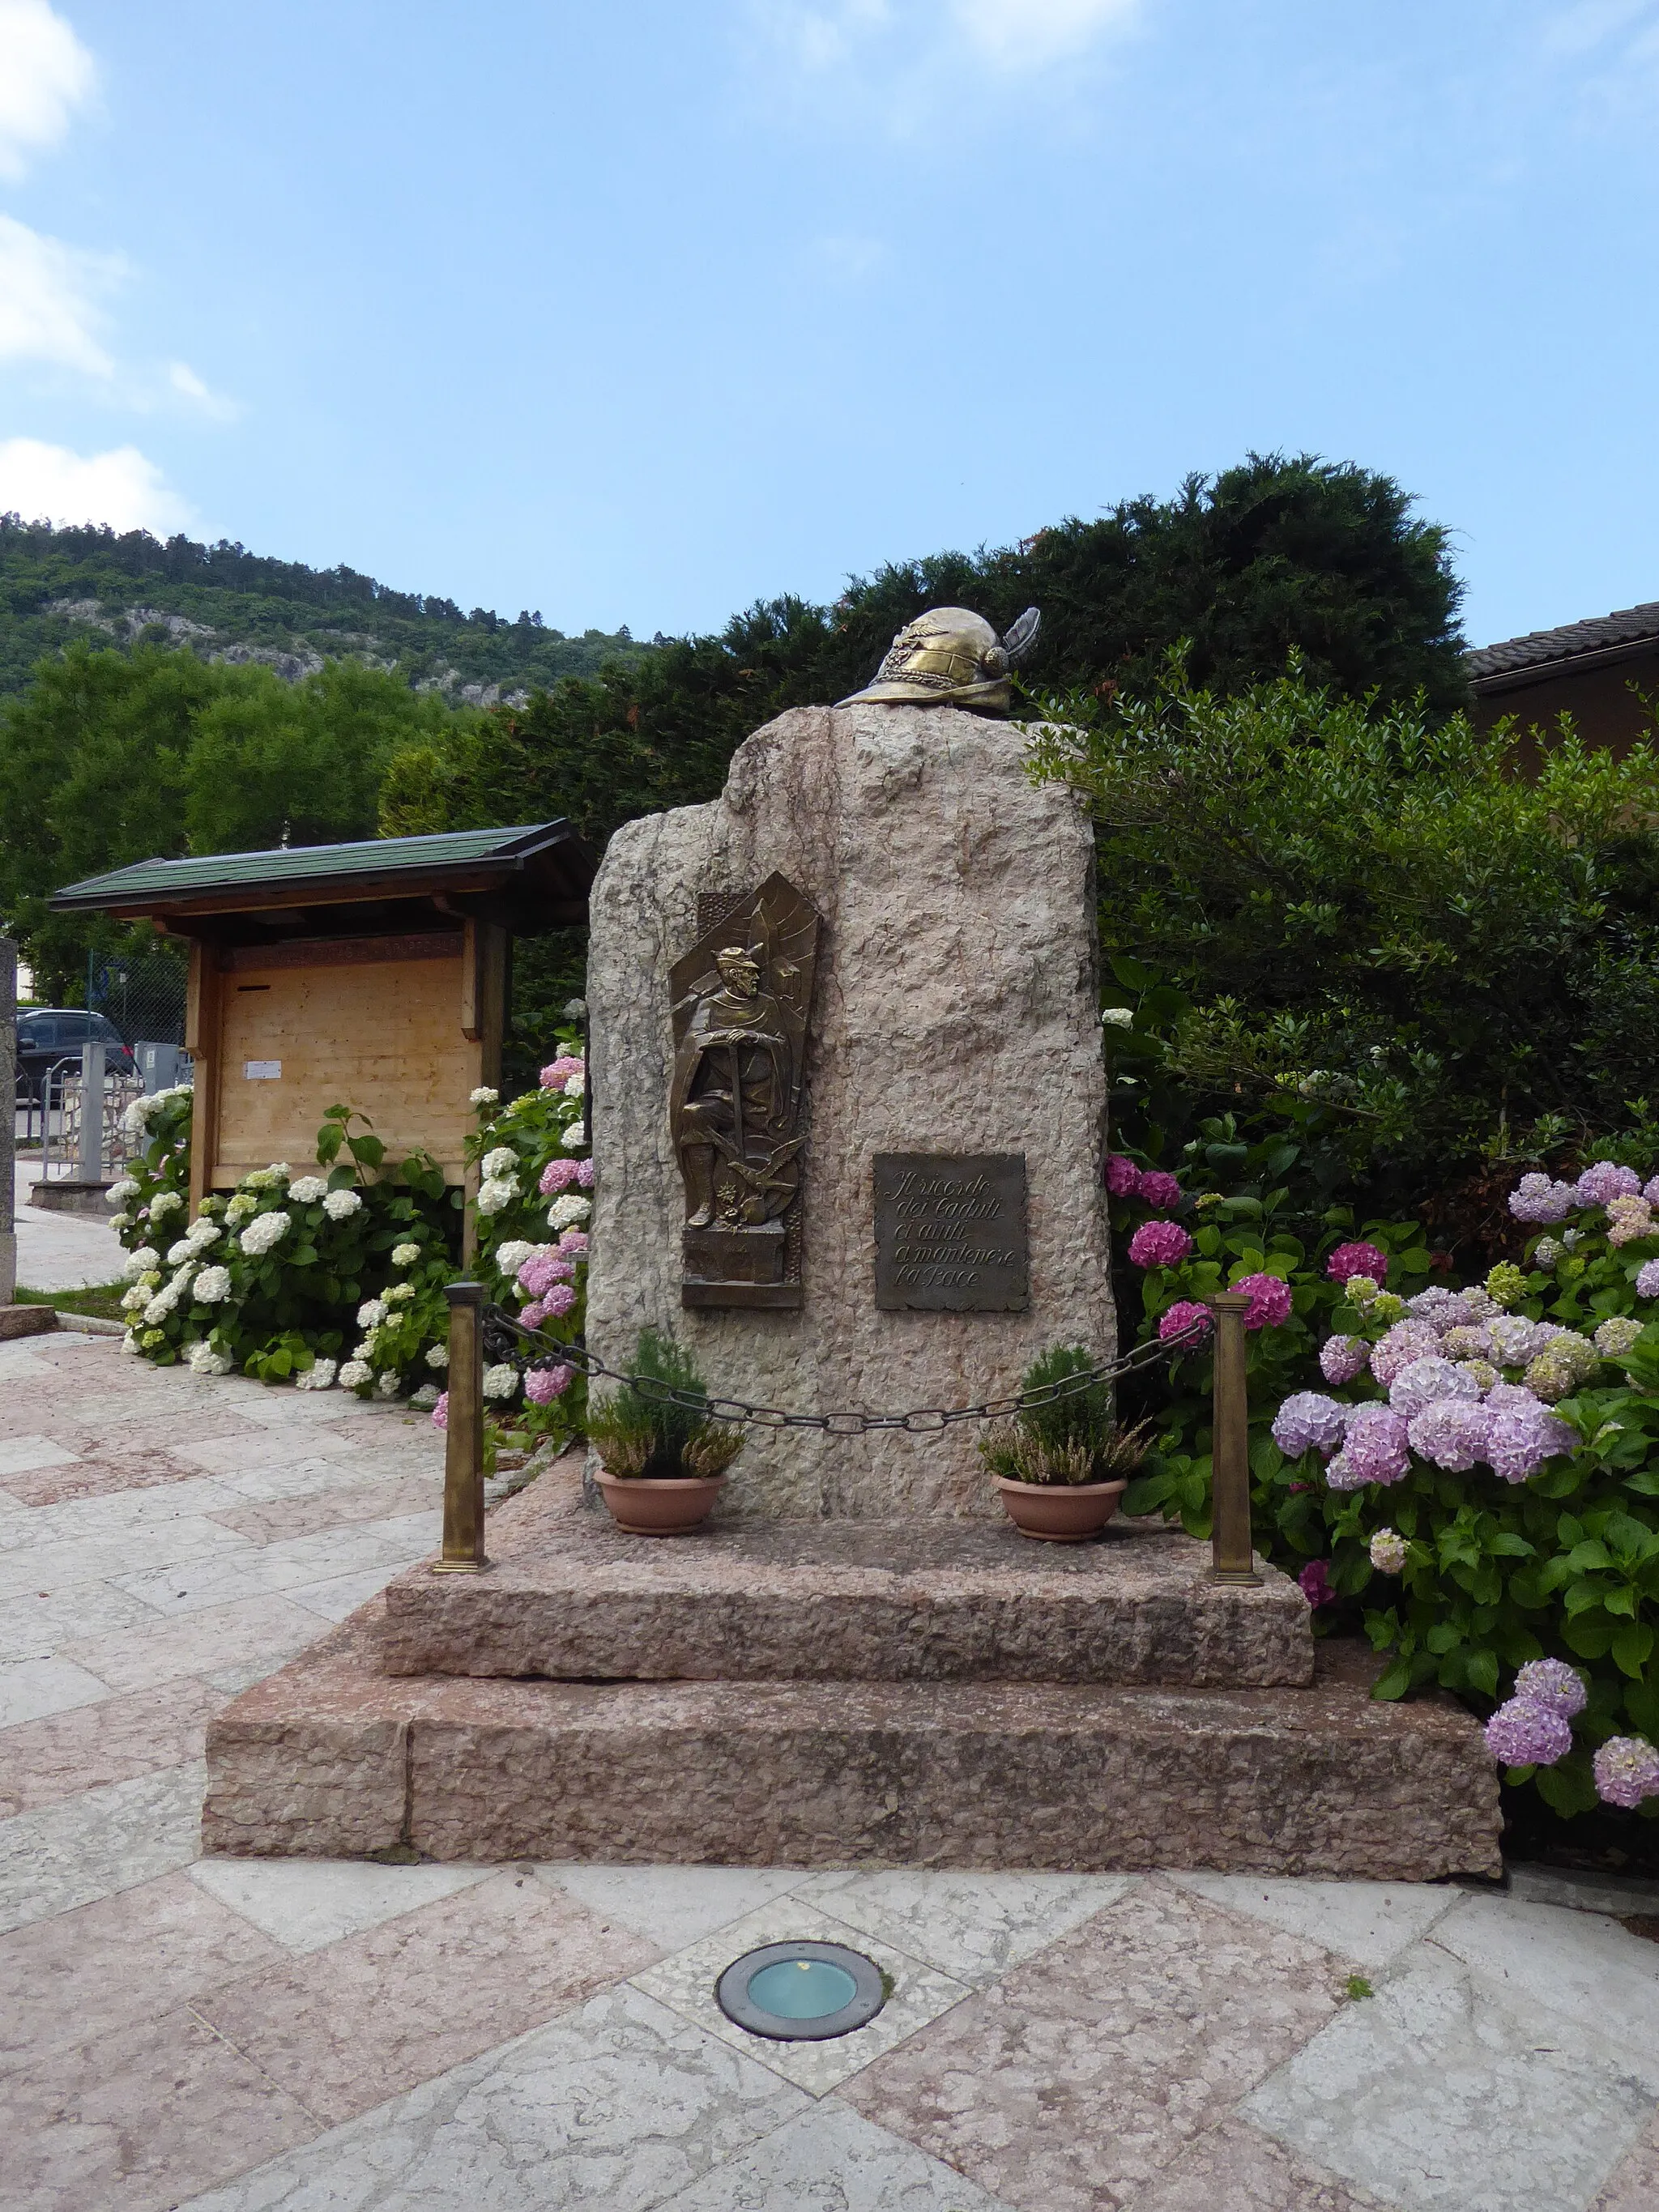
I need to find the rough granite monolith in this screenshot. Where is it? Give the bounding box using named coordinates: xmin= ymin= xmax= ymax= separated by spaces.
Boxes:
xmin=585 ymin=702 xmax=1115 ymax=1519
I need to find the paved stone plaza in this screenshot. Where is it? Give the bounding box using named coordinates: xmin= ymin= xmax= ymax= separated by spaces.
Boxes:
xmin=2 ymin=1329 xmax=1657 ymax=2211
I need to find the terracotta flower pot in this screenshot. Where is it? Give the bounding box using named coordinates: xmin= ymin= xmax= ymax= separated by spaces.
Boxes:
xmin=995 ymin=1476 xmax=1128 ymax=1542
xmin=595 ymin=1471 xmax=726 ymax=1536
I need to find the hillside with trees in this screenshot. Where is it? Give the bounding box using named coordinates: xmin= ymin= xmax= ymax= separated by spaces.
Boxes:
xmin=0 ymin=514 xmax=642 ymax=702
xmin=2 ymin=450 xmax=1475 ymax=1072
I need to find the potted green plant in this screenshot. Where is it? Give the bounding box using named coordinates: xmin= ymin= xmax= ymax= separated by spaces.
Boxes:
xmin=587 ymin=1328 xmax=744 ymax=1534
xmin=980 ymin=1345 xmax=1149 ymax=1541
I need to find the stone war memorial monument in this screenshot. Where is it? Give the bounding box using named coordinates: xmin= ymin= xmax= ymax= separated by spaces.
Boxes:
xmin=205 ymin=608 xmax=1500 ymax=1881
xmin=585 ymin=603 xmax=1116 ymax=1519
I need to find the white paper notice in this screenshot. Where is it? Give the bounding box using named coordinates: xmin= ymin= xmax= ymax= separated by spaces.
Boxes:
xmin=244 ymin=1060 xmax=282 ymax=1080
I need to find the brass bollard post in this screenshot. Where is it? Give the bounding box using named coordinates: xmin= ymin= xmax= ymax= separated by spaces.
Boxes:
xmin=432 ymin=1281 xmax=488 ymax=1574
xmin=1207 ymin=1291 xmax=1261 ymax=1586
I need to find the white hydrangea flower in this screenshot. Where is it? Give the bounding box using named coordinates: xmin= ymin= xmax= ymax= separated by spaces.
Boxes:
xmin=409 ymin=1383 xmax=441 ymax=1410
xmin=123 ymin=1246 xmax=160 ymax=1281
xmin=150 ymin=1190 xmax=184 ymax=1219
xmin=425 ymin=1343 xmax=450 ymax=1370
xmin=121 ymin=1329 xmax=140 ymax=1355
xmin=483 ymin=1145 xmax=518 ymax=1179
xmin=494 ymin=1239 xmax=537 ymax=1275
xmin=143 ymin=1285 xmax=180 ymax=1325
xmin=225 ymin=1194 xmax=258 ymax=1225
xmin=295 ymin=1358 xmax=338 ymax=1391
xmin=239 ymin=1210 xmax=292 ymax=1256
xmin=375 ymin=1371 xmax=403 ymax=1400
xmin=122 ymin=1096 xmax=155 ymax=1140
xmin=384 ymin=1283 xmax=415 ymax=1304
xmin=548 ymin=1194 xmax=591 ymax=1230
xmin=194 ymin=1266 xmax=232 ymax=1303
xmin=476 ymin=1176 xmax=518 ymax=1215
xmin=391 ymin=1242 xmax=422 ymax=1268
xmin=561 ymin=1122 xmax=586 ymax=1152
xmin=482 ymin=1362 xmax=519 ymax=1400
xmin=338 ymin=1358 xmax=373 ymax=1390
xmin=356 ymin=1298 xmax=388 ymax=1329
xmin=108 ymin=1178 xmax=140 ymax=1204
xmin=186 ymin=1219 xmax=221 ymax=1251
xmin=1099 ymin=1006 xmax=1134 ymax=1029
xmin=166 ymin=1238 xmax=197 ymax=1267
xmin=109 ymin=1212 xmax=132 ymax=1231
xmin=186 ymin=1339 xmax=233 ymax=1377
xmin=470 ymin=1085 xmax=500 ymax=1106
xmin=562 ymin=1072 xmax=586 ymax=1100
xmin=241 ymin=1165 xmax=288 ymax=1191
xmin=288 ymin=1175 xmax=328 ymax=1203
xmin=322 ymin=1187 xmax=362 ymax=1221
xmin=120 ymin=1283 xmax=150 ymax=1313
xmin=169 ymin=1260 xmax=198 ymax=1290
xmin=357 ymin=1330 xmax=382 ymax=1361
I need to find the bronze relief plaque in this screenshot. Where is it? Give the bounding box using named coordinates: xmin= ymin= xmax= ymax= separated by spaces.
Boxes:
xmin=873 ymin=1153 xmax=1029 ymax=1312
xmin=670 ymin=872 xmax=822 ymax=1310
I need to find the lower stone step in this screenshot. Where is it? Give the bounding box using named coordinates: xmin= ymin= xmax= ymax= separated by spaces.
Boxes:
xmin=382 ymin=1468 xmax=1315 ymax=1688
xmin=203 ymin=1617 xmax=1502 ymax=1881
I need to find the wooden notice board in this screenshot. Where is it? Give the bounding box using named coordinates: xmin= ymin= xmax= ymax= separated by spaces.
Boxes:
xmin=185 ymin=925 xmax=505 ymax=1208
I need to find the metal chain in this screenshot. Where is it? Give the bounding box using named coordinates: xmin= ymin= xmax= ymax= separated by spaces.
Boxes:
xmin=480 ymin=1302 xmax=1205 ymax=1435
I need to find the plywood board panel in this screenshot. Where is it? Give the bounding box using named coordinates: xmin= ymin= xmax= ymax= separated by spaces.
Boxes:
xmin=212 ymin=949 xmax=477 ymax=1184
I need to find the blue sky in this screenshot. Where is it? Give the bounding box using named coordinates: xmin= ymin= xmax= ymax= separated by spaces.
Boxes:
xmin=0 ymin=0 xmax=1656 ymax=649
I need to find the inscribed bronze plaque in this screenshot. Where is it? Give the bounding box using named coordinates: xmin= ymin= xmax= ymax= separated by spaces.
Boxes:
xmin=669 ymin=872 xmax=821 ymax=1311
xmin=873 ymin=1153 xmax=1029 ymax=1312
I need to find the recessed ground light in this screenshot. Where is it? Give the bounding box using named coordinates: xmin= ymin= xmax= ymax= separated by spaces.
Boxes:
xmin=715 ymin=1940 xmax=888 ymax=2041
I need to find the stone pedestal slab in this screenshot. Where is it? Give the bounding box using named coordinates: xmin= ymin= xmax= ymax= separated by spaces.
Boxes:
xmin=585 ymin=703 xmax=1115 ymax=1520
xmin=381 ymin=1475 xmax=1314 ymax=1689
xmin=203 ymin=1618 xmax=1502 ymax=1880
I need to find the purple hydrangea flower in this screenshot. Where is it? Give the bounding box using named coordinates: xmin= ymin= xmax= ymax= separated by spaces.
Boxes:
xmin=1575 ymin=1161 xmax=1641 ymax=1206
xmin=1235 ymin=1272 xmax=1293 ymax=1330
xmin=1158 ymin=1298 xmax=1213 ymax=1348
xmin=1509 ymin=1172 xmax=1576 ymax=1224
xmin=575 ymin=1157 xmax=595 ymax=1190
xmin=1405 ymin=1288 xmax=1475 ymax=1330
xmin=1407 ymin=1397 xmax=1492 ymax=1472
xmin=1328 ymin=1403 xmax=1410 ymax=1488
xmin=1486 ymin=1403 xmax=1575 ymax=1483
xmin=1593 ymin=1737 xmax=1659 ymax=1809
xmin=1128 ymin=1219 xmax=1194 ymax=1269
xmin=1320 ymin=1334 xmax=1370 ymax=1385
xmin=1371 ymin=1320 xmax=1444 ymax=1387
xmin=1512 ymin=1659 xmax=1588 ymax=1719
xmin=1484 ymin=1698 xmax=1573 ymax=1767
xmin=1137 ymin=1169 xmax=1183 ymax=1211
xmin=1388 ymin=1356 xmax=1482 ymax=1420
xmin=1272 ymin=1392 xmax=1350 ymax=1458
xmin=1327 ymin=1241 xmax=1389 ymax=1288
xmin=1298 ymin=1558 xmax=1335 ymax=1607
xmin=1486 ymin=1314 xmax=1551 ymax=1366
xmin=1639 ymin=1259 xmax=1659 ymax=1300
xmin=524 ymin=1363 xmax=574 ymax=1404
xmin=1644 ymin=1175 xmax=1659 ymax=1208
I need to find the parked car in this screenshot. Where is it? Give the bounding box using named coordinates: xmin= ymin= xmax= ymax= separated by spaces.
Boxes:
xmin=12 ymin=1008 xmax=136 ymax=1103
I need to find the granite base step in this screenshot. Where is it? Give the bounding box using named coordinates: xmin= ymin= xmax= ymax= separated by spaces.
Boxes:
xmin=203 ymin=1615 xmax=1503 ymax=1880
xmin=382 ymin=1465 xmax=1315 ymax=1688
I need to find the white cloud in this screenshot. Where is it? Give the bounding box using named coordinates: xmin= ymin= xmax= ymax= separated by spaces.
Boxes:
xmin=168 ymin=359 xmax=241 ymax=422
xmin=0 ymin=211 xmax=117 ymax=374
xmin=950 ymin=0 xmax=1141 ymax=70
xmin=0 ymin=0 xmax=94 ymax=180
xmin=0 ymin=437 xmax=194 ymax=535
xmin=754 ymin=0 xmax=1141 ymax=77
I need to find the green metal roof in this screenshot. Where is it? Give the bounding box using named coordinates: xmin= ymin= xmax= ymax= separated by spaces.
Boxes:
xmin=51 ymin=824 xmax=579 ymax=911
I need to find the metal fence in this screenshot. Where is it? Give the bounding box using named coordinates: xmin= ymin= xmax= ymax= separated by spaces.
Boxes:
xmin=430 ymin=1287 xmax=1260 ymax=1585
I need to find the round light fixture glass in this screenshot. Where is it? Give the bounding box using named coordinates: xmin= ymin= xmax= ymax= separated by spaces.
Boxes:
xmin=715 ymin=1940 xmax=887 ymax=2041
